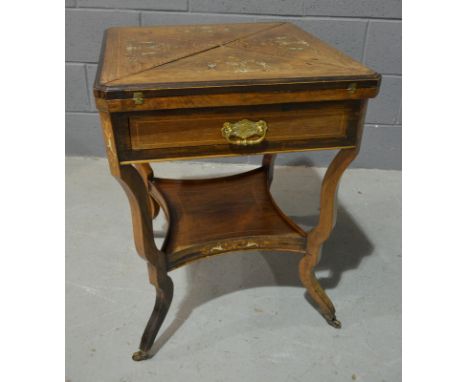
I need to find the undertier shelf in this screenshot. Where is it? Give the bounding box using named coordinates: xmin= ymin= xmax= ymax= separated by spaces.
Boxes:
xmin=149 ymin=166 xmax=307 ymax=270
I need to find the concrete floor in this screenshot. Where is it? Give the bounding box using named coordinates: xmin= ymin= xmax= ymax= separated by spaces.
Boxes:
xmin=66 ymin=157 xmax=401 ymax=382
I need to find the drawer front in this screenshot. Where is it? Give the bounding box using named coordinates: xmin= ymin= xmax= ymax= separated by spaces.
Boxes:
xmin=114 ymin=101 xmax=364 ymax=162
xmin=130 ymin=103 xmax=349 ymax=150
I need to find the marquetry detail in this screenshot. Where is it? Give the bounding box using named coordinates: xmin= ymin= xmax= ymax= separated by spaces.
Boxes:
xmin=93 ymin=22 xmax=380 ymax=361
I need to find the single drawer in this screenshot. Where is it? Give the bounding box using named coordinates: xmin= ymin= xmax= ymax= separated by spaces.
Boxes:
xmin=114 ymin=100 xmax=364 ymax=162
xmin=130 ymin=102 xmax=354 ymax=150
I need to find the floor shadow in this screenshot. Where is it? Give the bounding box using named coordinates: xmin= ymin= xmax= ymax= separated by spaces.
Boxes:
xmin=150 ymin=162 xmax=374 ymax=355
xmin=288 ymin=209 xmax=374 ymax=289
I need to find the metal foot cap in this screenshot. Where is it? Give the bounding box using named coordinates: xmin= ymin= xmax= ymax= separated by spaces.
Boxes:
xmin=326 ymin=316 xmax=342 ymax=329
xmin=132 ymin=350 xmax=150 ymax=361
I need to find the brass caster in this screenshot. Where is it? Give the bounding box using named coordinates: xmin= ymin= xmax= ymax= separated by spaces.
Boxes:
xmin=132 ymin=350 xmax=150 ymax=361
xmin=325 ymin=316 xmax=342 ymax=329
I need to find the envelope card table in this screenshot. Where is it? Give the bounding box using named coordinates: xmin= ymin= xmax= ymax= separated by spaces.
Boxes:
xmin=94 ymin=22 xmax=381 ymax=361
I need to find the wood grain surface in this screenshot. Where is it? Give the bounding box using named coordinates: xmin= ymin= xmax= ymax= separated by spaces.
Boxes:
xmin=93 ymin=22 xmax=380 ymax=360
xmin=94 ymin=22 xmax=380 ymax=109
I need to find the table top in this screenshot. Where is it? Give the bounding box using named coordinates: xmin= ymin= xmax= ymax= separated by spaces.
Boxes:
xmin=94 ymin=22 xmax=379 ymax=98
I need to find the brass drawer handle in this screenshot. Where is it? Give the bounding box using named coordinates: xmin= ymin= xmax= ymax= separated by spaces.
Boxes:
xmin=221 ymin=119 xmax=268 ymax=146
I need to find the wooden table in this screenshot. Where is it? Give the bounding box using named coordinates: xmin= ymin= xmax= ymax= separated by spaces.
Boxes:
xmin=94 ymin=22 xmax=380 ymax=361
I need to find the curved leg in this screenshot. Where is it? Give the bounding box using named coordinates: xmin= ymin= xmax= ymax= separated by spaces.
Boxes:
xmin=135 ymin=163 xmax=160 ymax=219
xmin=299 ymin=248 xmax=341 ymax=328
xmin=262 ymin=154 xmax=276 ymax=188
xmin=132 ymin=264 xmax=174 ymax=361
xmin=300 ymin=149 xmax=358 ymax=328
xmin=115 ymin=165 xmax=173 ymax=360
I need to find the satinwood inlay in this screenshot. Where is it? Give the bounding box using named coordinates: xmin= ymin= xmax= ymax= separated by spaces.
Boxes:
xmin=93 ymin=22 xmax=380 ymax=361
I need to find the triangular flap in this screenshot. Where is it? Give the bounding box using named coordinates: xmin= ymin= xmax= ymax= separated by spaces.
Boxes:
xmin=100 ymin=23 xmax=284 ymax=84
xmin=154 ymin=22 xmax=283 ymax=43
xmin=226 ymin=23 xmax=373 ymax=75
xmin=108 ymin=45 xmax=368 ymax=87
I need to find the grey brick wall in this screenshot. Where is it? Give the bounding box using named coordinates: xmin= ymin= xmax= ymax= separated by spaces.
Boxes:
xmin=66 ymin=0 xmax=401 ymax=170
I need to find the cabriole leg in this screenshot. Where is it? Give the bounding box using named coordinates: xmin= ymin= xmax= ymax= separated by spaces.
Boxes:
xmin=115 ymin=164 xmax=173 ymax=360
xmin=299 ymin=149 xmax=358 ymax=328
xmin=299 ymin=246 xmax=341 ymax=328
xmin=134 ymin=163 xmax=160 ymax=219
xmin=133 ymin=264 xmax=174 ymax=361
xmin=262 ymin=154 xmax=276 ymax=187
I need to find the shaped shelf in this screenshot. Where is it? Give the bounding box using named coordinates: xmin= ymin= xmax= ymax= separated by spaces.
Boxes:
xmin=149 ymin=166 xmax=306 ymax=270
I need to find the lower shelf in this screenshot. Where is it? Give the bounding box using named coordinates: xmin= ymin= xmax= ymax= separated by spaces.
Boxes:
xmin=149 ymin=166 xmax=306 ymax=270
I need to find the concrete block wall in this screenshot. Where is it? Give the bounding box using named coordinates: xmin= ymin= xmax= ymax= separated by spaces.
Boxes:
xmin=66 ymin=1 xmax=401 ymax=169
